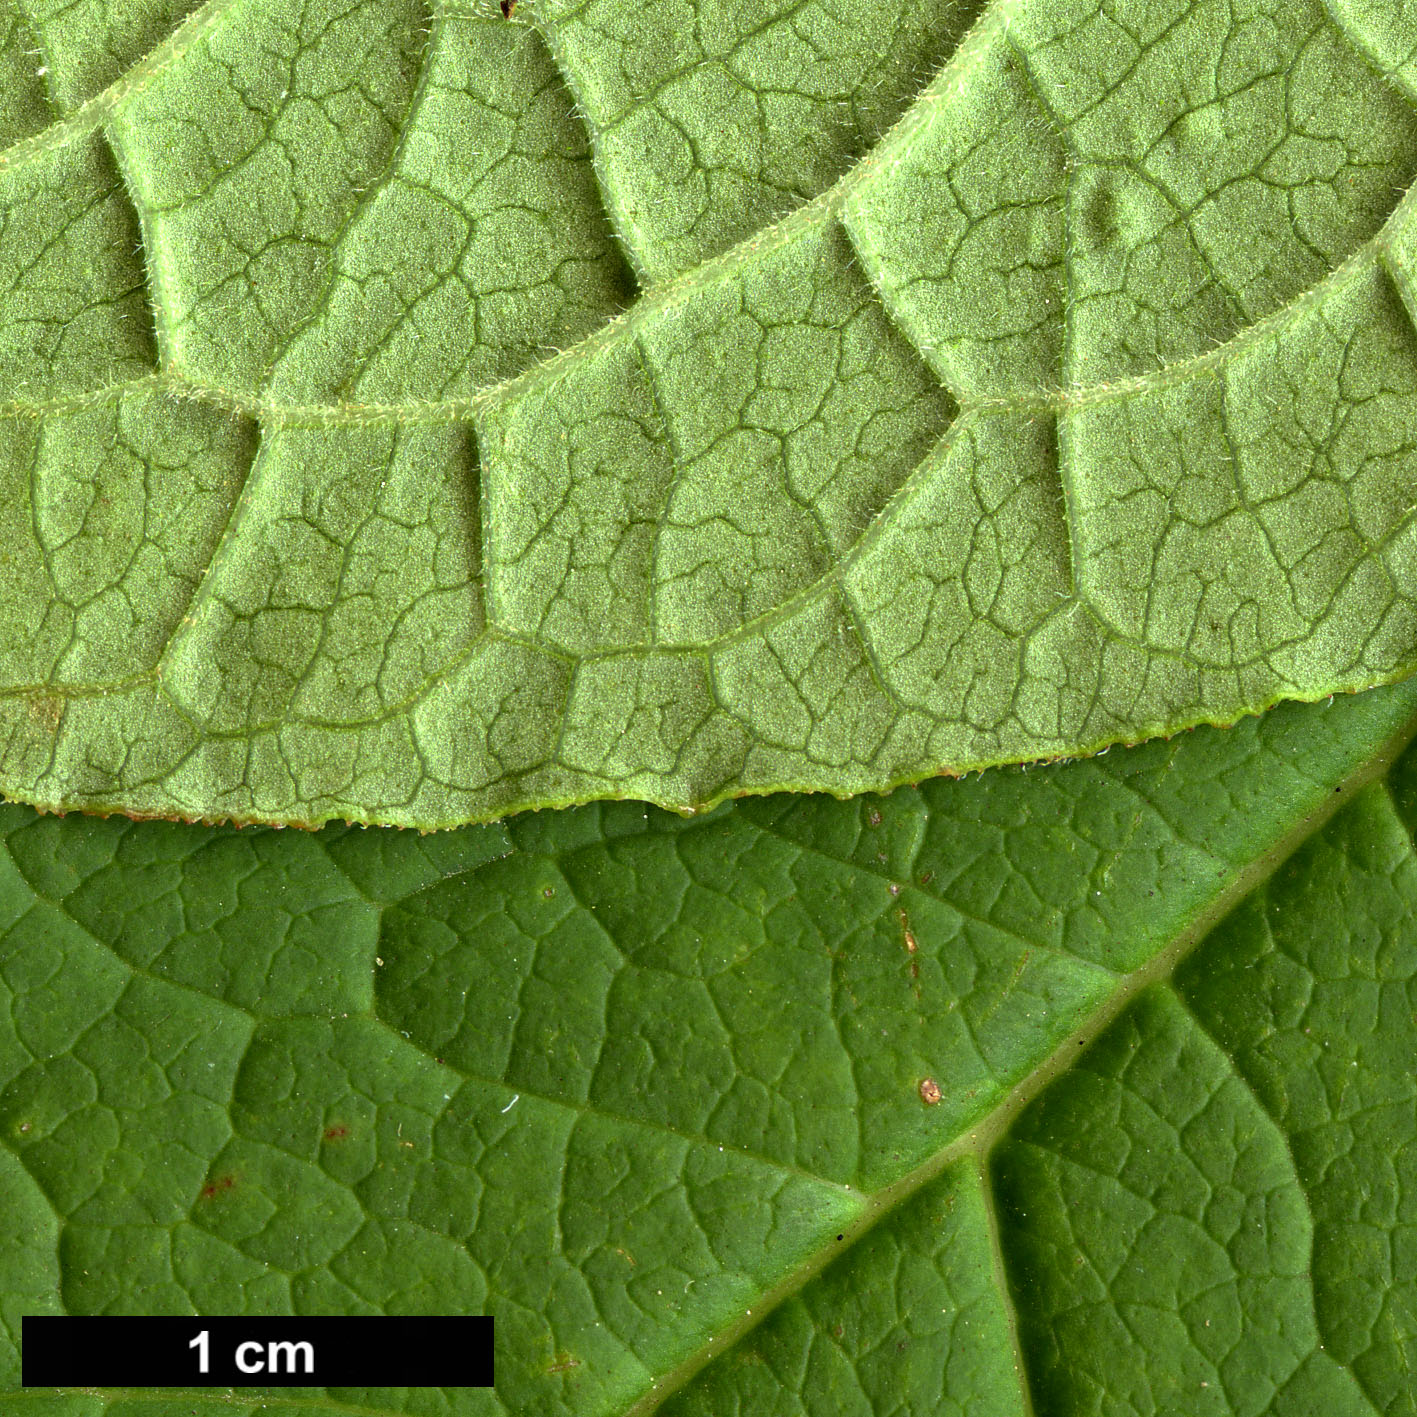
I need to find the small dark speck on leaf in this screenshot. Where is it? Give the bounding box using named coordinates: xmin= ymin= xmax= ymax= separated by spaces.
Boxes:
xmin=919 ymin=1077 xmax=942 ymax=1105
xmin=200 ymin=1175 xmax=236 ymax=1200
xmin=324 ymin=1124 xmax=349 ymax=1141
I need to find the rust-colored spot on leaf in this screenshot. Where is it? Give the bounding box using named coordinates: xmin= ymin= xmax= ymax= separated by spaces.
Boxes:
xmin=898 ymin=908 xmax=921 ymax=983
xmin=919 ymin=1077 xmax=942 ymax=1106
xmin=200 ymin=1175 xmax=236 ymax=1200
xmin=898 ymin=908 xmax=917 ymax=953
xmin=323 ymin=1124 xmax=350 ymax=1141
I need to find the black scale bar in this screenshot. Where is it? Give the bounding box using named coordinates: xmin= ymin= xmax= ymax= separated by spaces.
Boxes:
xmin=22 ymin=1316 xmax=493 ymax=1388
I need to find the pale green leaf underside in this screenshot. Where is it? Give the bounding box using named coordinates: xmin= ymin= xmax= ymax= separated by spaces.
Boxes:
xmin=6 ymin=0 xmax=1417 ymax=824
xmin=5 ymin=680 xmax=1417 ymax=1414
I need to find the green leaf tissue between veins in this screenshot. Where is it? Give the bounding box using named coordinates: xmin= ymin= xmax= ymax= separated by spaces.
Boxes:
xmin=5 ymin=0 xmax=1417 ymax=823
xmin=4 ymin=677 xmax=1417 ymax=1413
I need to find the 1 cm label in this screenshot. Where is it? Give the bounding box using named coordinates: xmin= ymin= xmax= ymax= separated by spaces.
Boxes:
xmin=189 ymin=1329 xmax=315 ymax=1376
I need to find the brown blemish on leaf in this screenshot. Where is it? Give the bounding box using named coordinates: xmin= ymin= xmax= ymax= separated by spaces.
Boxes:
xmin=898 ymin=908 xmax=917 ymax=955
xmin=546 ymin=1354 xmax=581 ymax=1374
xmin=323 ymin=1124 xmax=350 ymax=1141
xmin=919 ymin=1077 xmax=942 ymax=1106
xmin=898 ymin=908 xmax=920 ymax=985
xmin=27 ymin=695 xmax=62 ymax=735
xmin=199 ymin=1175 xmax=236 ymax=1200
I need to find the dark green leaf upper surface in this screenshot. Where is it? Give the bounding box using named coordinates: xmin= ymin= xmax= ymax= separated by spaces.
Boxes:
xmin=5 ymin=679 xmax=1417 ymax=1413
xmin=6 ymin=0 xmax=1417 ymax=822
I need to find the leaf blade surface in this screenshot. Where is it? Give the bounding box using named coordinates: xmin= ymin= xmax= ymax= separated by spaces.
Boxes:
xmin=4 ymin=681 xmax=1417 ymax=1413
xmin=6 ymin=0 xmax=1417 ymax=820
